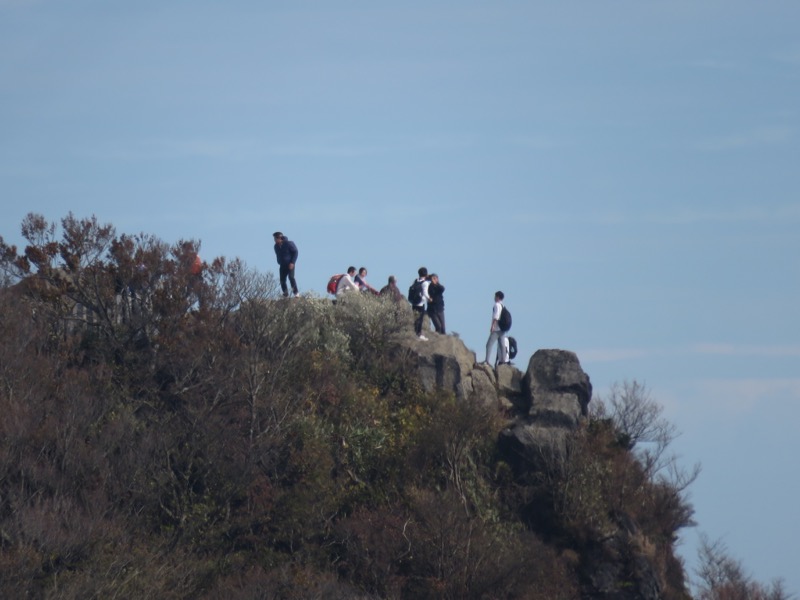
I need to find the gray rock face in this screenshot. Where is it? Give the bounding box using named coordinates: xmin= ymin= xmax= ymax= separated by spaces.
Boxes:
xmin=499 ymin=349 xmax=592 ymax=474
xmin=398 ymin=336 xmax=664 ymax=600
xmin=398 ymin=332 xmax=500 ymax=408
xmin=523 ymin=349 xmax=592 ymax=426
xmin=398 ymin=337 xmax=592 ymax=434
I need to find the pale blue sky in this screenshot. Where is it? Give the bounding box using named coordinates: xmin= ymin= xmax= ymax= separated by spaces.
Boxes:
xmin=2 ymin=0 xmax=799 ymax=592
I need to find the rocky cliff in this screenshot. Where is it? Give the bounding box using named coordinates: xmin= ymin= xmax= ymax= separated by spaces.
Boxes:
xmin=398 ymin=331 xmax=676 ymax=600
xmin=398 ymin=331 xmax=592 ymax=448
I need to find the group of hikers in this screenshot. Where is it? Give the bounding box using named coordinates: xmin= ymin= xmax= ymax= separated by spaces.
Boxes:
xmin=272 ymin=231 xmax=514 ymax=366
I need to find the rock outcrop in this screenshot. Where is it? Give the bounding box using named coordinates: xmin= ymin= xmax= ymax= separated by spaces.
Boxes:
xmin=397 ymin=332 xmax=592 ymax=436
xmin=399 ymin=334 xmax=669 ymax=599
xmin=497 ymin=349 xmax=593 ymax=474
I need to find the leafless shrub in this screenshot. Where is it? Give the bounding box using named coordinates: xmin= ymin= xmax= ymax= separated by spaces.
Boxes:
xmin=695 ymin=534 xmax=793 ymax=600
xmin=592 ymin=380 xmax=700 ymax=508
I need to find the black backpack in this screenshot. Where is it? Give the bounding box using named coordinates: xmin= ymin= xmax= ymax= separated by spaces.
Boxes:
xmin=498 ymin=305 xmax=512 ymax=332
xmin=508 ymin=336 xmax=518 ymax=360
xmin=408 ymin=279 xmax=423 ymax=304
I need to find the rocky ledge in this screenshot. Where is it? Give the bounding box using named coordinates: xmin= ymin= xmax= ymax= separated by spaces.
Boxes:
xmin=396 ymin=332 xmax=592 ymax=469
xmin=397 ymin=332 xmax=669 ymax=600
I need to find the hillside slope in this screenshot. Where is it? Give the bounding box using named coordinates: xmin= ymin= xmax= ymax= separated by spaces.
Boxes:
xmin=0 ymin=215 xmax=695 ymax=598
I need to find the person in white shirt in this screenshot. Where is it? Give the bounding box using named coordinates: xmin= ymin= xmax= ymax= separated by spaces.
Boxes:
xmin=336 ymin=266 xmax=360 ymax=297
xmin=485 ymin=290 xmax=509 ymax=365
xmin=410 ymin=267 xmax=431 ymax=340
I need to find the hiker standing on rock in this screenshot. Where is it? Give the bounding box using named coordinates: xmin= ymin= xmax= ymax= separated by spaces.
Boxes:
xmin=426 ymin=273 xmax=446 ymax=334
xmin=273 ymin=231 xmax=299 ymax=298
xmin=485 ymin=290 xmax=511 ymax=365
xmin=409 ymin=267 xmax=431 ymax=341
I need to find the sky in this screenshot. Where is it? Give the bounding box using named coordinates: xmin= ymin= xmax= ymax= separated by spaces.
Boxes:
xmin=2 ymin=0 xmax=799 ymax=593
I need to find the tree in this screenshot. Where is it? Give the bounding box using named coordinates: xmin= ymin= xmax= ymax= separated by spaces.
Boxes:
xmin=696 ymin=535 xmax=793 ymax=600
xmin=592 ymin=379 xmax=701 ymax=492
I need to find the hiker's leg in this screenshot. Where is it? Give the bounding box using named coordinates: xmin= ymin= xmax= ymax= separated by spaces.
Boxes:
xmin=433 ymin=310 xmax=445 ymax=334
xmin=485 ymin=330 xmax=498 ymax=363
xmin=413 ymin=306 xmax=424 ymax=335
xmin=499 ymin=333 xmax=509 ymax=363
xmin=279 ymin=265 xmax=289 ymax=296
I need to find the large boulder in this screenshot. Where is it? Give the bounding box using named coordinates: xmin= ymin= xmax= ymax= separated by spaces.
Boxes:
xmin=499 ymin=349 xmax=592 ymax=473
xmin=522 ymin=349 xmax=592 ymax=428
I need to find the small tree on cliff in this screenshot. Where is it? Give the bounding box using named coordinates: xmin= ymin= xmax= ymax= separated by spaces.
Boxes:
xmin=592 ymin=379 xmax=701 ymax=493
xmin=695 ymin=535 xmax=792 ymax=600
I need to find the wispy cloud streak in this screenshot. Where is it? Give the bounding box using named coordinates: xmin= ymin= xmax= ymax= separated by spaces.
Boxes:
xmin=691 ymin=343 xmax=800 ymax=358
xmin=513 ymin=204 xmax=800 ymax=227
xmin=581 ymin=343 xmax=800 ymax=363
xmin=694 ymin=126 xmax=793 ymax=152
xmin=694 ymin=377 xmax=800 ymax=415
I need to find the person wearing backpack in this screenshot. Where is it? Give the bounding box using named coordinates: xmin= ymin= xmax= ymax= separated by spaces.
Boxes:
xmin=336 ymin=266 xmax=360 ymax=297
xmin=485 ymin=290 xmax=511 ymax=366
xmin=409 ymin=267 xmax=431 ymax=340
xmin=273 ymin=231 xmax=299 ymax=298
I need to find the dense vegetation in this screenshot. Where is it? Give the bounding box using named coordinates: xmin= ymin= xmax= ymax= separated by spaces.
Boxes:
xmin=0 ymin=214 xmax=789 ymax=599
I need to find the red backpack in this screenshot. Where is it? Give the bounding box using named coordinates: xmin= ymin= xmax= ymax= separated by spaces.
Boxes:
xmin=327 ymin=274 xmax=345 ymax=295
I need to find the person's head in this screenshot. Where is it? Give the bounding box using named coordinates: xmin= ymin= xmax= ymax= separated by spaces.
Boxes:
xmin=273 ymin=231 xmax=284 ymax=244
xmin=418 ymin=267 xmax=428 ymax=278
xmin=359 ymin=267 xmax=367 ymax=277
xmin=388 ymin=275 xmax=396 ymax=285
xmin=347 ymin=266 xmax=356 ymax=275
xmin=430 ymin=273 xmax=438 ymax=283
xmin=495 ymin=290 xmax=505 ymax=301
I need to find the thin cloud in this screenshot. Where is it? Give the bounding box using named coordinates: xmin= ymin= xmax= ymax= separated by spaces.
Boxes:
xmin=694 ymin=126 xmax=793 ymax=152
xmin=691 ymin=343 xmax=800 ymax=358
xmin=513 ymin=204 xmax=800 ymax=227
xmin=771 ymin=45 xmax=800 ymax=66
xmin=688 ymin=58 xmax=741 ymax=71
xmin=265 ymin=142 xmax=387 ymax=158
xmin=266 ymin=133 xmax=475 ymax=157
xmin=579 ymin=348 xmax=654 ymax=362
xmin=510 ymin=135 xmax=572 ymax=150
xmin=637 ymin=204 xmax=800 ymax=225
xmin=78 ymin=133 xmax=480 ymax=162
xmin=84 ymin=139 xmax=259 ymax=161
xmin=694 ymin=377 xmax=800 ymax=415
xmin=580 ymin=342 xmax=800 ymax=364
xmin=92 ymin=137 xmax=387 ymax=161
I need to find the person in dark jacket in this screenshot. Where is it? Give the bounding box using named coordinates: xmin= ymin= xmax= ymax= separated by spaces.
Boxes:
xmin=273 ymin=231 xmax=299 ymax=297
xmin=380 ymin=275 xmax=405 ymax=303
xmin=354 ymin=266 xmax=379 ymax=295
xmin=426 ymin=273 xmax=446 ymax=334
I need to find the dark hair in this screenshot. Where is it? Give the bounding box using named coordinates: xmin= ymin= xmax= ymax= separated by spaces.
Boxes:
xmin=272 ymin=231 xmax=283 ymax=239
xmin=418 ymin=267 xmax=428 ymax=277
xmin=495 ymin=291 xmax=505 ymax=300
xmin=347 ymin=266 xmax=356 ymax=274
xmin=359 ymin=267 xmax=367 ymax=275
xmin=429 ymin=273 xmax=438 ymax=279
xmin=388 ymin=275 xmax=396 ymax=284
